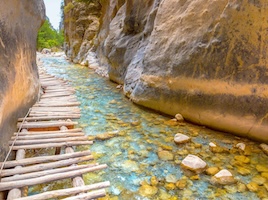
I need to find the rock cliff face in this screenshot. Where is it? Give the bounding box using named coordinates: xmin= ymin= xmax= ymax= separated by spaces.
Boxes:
xmin=65 ymin=0 xmax=268 ymax=143
xmin=0 ymin=0 xmax=45 ymax=161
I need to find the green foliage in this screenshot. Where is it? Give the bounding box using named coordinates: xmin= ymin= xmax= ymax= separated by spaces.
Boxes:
xmin=37 ymin=20 xmax=64 ymax=51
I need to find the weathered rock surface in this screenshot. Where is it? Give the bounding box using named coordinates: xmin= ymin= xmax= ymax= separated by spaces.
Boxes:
xmin=0 ymin=0 xmax=45 ymax=161
xmin=174 ymin=133 xmax=190 ymax=144
xmin=64 ymin=0 xmax=268 ymax=143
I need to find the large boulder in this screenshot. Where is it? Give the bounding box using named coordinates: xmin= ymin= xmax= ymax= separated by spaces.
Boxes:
xmin=0 ymin=0 xmax=45 ymax=161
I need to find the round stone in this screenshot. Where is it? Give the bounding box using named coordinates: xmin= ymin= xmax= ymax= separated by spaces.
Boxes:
xmin=174 ymin=133 xmax=191 ymax=144
xmin=158 ymin=150 xmax=174 ymax=161
xmin=210 ymin=169 xmax=237 ymax=185
xmin=236 ymin=143 xmax=246 ymax=151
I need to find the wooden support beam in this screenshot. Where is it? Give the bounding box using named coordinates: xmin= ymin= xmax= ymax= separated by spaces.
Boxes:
xmin=17 ymin=121 xmax=78 ymax=129
xmin=9 ymin=136 xmax=89 ymax=146
xmin=14 ymin=182 xmax=110 ymax=200
xmin=14 ymin=128 xmax=83 ymax=135
xmin=0 ymin=164 xmax=107 ymax=191
xmin=17 ymin=115 xmax=81 ymax=122
xmin=62 ymin=189 xmax=106 ymax=200
xmin=0 ymin=155 xmax=94 ymax=177
xmin=11 ymin=132 xmax=85 ymax=140
xmin=1 ymin=164 xmax=97 ymax=182
xmin=0 ymin=150 xmax=91 ymax=169
xmin=11 ymin=141 xmax=93 ymax=150
xmin=34 ymin=102 xmax=80 ymax=107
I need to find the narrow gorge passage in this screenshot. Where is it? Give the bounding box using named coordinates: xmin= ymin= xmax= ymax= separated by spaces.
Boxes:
xmin=35 ymin=54 xmax=268 ymax=200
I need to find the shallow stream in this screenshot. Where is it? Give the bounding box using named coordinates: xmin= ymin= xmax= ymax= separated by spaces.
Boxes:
xmin=30 ymin=55 xmax=268 ymax=200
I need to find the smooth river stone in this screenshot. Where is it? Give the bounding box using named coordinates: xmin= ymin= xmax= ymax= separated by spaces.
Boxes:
xmin=174 ymin=133 xmax=191 ymax=144
xmin=181 ymin=154 xmax=207 ymax=174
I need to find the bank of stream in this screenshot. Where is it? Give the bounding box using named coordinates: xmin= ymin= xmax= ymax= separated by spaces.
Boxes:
xmin=30 ymin=54 xmax=268 ymax=200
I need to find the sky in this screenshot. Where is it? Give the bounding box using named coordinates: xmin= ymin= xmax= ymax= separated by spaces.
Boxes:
xmin=44 ymin=0 xmax=63 ymax=30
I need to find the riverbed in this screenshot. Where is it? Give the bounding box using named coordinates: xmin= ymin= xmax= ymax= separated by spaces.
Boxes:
xmin=30 ymin=54 xmax=268 ymax=200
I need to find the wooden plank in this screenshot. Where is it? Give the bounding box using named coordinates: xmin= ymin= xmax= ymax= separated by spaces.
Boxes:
xmin=9 ymin=136 xmax=88 ymax=145
xmin=34 ymin=102 xmax=80 ymax=107
xmin=11 ymin=141 xmax=93 ymax=150
xmin=31 ymin=107 xmax=80 ymax=111
xmin=11 ymin=133 xmax=85 ymax=140
xmin=1 ymin=164 xmax=97 ymax=182
xmin=17 ymin=121 xmax=78 ymax=129
xmin=14 ymin=128 xmax=83 ymax=135
xmin=28 ymin=113 xmax=80 ymax=117
xmin=14 ymin=181 xmax=110 ymax=200
xmin=42 ymin=94 xmax=73 ymax=98
xmin=17 ymin=115 xmax=81 ymax=122
xmin=0 ymin=150 xmax=91 ymax=169
xmin=0 ymin=164 xmax=107 ymax=191
xmin=63 ymin=189 xmax=106 ymax=200
xmin=0 ymin=155 xmax=94 ymax=177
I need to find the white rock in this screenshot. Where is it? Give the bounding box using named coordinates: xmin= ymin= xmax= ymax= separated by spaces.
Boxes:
xmin=211 ymin=169 xmax=237 ymax=185
xmin=215 ymin=169 xmax=233 ymax=178
xmin=209 ymin=142 xmax=217 ymax=147
xmin=181 ymin=154 xmax=207 ymax=174
xmin=236 ymin=143 xmax=246 ymax=151
xmin=174 ymin=133 xmax=190 ymax=144
xmin=175 ymin=113 xmax=184 ymax=122
xmin=260 ymin=143 xmax=268 ymax=155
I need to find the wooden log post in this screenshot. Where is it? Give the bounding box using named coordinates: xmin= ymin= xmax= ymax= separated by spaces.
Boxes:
xmin=7 ymin=149 xmax=25 ymax=199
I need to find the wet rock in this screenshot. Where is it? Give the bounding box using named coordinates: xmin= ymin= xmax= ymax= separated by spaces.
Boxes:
xmin=235 ymin=143 xmax=246 ymax=151
xmin=116 ymin=85 xmax=123 ymax=89
xmin=237 ymin=167 xmax=251 ymax=176
xmin=164 ymin=120 xmax=179 ymax=126
xmin=210 ymin=169 xmax=237 ymax=185
xmin=165 ymin=174 xmax=178 ymax=183
xmin=206 ymin=167 xmax=220 ymax=176
xmin=181 ymin=154 xmax=207 ymax=174
xmin=209 ymin=142 xmax=217 ymax=148
xmin=209 ymin=142 xmax=229 ymax=153
xmin=174 ymin=133 xmax=191 ymax=144
xmin=234 ymin=155 xmax=250 ymax=164
xmin=122 ymin=160 xmax=139 ymax=172
xmin=237 ymin=182 xmax=247 ymax=193
xmin=175 ymin=113 xmax=184 ymax=122
xmin=247 ymin=182 xmax=259 ymax=192
xmin=176 ymin=179 xmax=187 ymax=190
xmin=158 ymin=150 xmax=174 ymax=161
xmin=95 ymin=131 xmax=119 ymax=140
xmin=150 ymin=176 xmax=158 ymax=186
xmin=190 ymin=175 xmax=200 ymax=180
xmin=164 ymin=183 xmax=176 ymax=190
xmin=260 ymin=143 xmax=268 ymax=155
xmin=256 ymin=165 xmax=268 ymax=173
xmin=131 ymin=120 xmax=141 ymax=126
xmin=252 ymin=175 xmax=266 ymax=185
xmin=261 ymin=172 xmax=268 ymax=179
xmin=139 ymin=184 xmax=158 ymax=197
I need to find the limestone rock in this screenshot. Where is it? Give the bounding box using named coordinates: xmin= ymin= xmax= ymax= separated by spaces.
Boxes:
xmin=174 ymin=133 xmax=191 ymax=144
xmin=236 ymin=143 xmax=246 ymax=151
xmin=175 ymin=113 xmax=184 ymax=122
xmin=0 ymin=0 xmax=45 ymax=161
xmin=210 ymin=169 xmax=237 ymax=185
xmin=181 ymin=154 xmax=207 ymax=174
xmin=260 ymin=143 xmax=268 ymax=155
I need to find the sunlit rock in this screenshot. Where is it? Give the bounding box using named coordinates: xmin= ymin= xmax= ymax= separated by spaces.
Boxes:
xmin=174 ymin=133 xmax=191 ymax=144
xmin=252 ymin=175 xmax=266 ymax=186
xmin=175 ymin=113 xmax=184 ymax=122
xmin=150 ymin=176 xmax=158 ymax=186
xmin=210 ymin=169 xmax=237 ymax=185
xmin=237 ymin=182 xmax=247 ymax=193
xmin=165 ymin=174 xmax=178 ymax=183
xmin=237 ymin=167 xmax=251 ymax=176
xmin=206 ymin=167 xmax=220 ymax=176
xmin=181 ymin=154 xmax=207 ymax=174
xmin=176 ymin=179 xmax=187 ymax=190
xmin=234 ymin=155 xmax=250 ymax=164
xmin=260 ymin=143 xmax=268 ymax=155
xmin=236 ymin=143 xmax=246 ymax=151
xmin=247 ymin=182 xmax=259 ymax=192
xmin=164 ymin=183 xmax=176 ymax=190
xmin=256 ymin=165 xmax=268 ymax=173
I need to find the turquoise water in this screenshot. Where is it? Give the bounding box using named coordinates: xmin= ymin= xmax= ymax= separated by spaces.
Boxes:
xmin=37 ymin=55 xmax=267 ymax=199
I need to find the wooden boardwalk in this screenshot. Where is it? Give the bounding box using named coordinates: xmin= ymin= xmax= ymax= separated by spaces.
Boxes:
xmin=0 ymin=71 xmax=110 ymax=199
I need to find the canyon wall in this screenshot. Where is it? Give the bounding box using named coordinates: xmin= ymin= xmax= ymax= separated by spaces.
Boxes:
xmin=65 ymin=0 xmax=268 ymax=143
xmin=0 ymin=0 xmax=45 ymax=161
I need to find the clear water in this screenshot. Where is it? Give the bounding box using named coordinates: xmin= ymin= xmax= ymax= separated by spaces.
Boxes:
xmin=33 ymin=55 xmax=268 ymax=199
